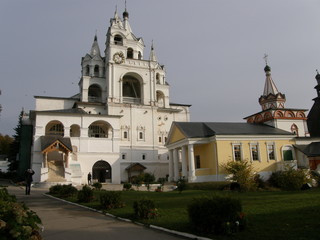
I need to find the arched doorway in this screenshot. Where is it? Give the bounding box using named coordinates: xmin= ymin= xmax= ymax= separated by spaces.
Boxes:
xmin=92 ymin=160 xmax=112 ymax=183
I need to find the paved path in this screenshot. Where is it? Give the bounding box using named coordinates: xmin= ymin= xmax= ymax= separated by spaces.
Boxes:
xmin=5 ymin=183 xmax=187 ymax=240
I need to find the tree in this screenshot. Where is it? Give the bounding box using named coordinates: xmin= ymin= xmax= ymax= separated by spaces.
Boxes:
xmin=222 ymin=160 xmax=257 ymax=191
xmin=8 ymin=110 xmax=24 ymax=172
xmin=0 ymin=134 xmax=13 ymax=155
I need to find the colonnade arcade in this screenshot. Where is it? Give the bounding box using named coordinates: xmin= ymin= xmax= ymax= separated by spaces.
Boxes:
xmin=168 ymin=143 xmax=196 ymax=182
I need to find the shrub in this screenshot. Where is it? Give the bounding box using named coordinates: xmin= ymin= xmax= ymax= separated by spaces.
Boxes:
xmin=92 ymin=182 xmax=102 ymax=190
xmin=99 ymin=190 xmax=124 ymax=209
xmin=49 ymin=184 xmax=78 ymax=198
xmin=176 ymin=177 xmax=187 ymax=193
xmin=188 ymin=195 xmax=245 ymax=235
xmin=0 ymin=187 xmax=43 ymax=239
xmin=222 ymin=160 xmax=257 ymax=191
xmin=0 ymin=187 xmax=16 ymax=202
xmin=142 ymin=173 xmax=155 ymax=191
xmin=77 ymin=185 xmax=94 ymax=203
xmin=269 ymin=168 xmax=308 ymax=190
xmin=133 ymin=198 xmax=159 ymax=219
xmin=123 ymin=182 xmax=132 ymax=191
xmin=186 ymin=182 xmax=230 ymax=191
xmin=49 ymin=184 xmax=63 ymax=195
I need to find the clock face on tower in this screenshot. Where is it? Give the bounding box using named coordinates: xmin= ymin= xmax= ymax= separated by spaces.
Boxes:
xmin=113 ymin=52 xmax=125 ymax=64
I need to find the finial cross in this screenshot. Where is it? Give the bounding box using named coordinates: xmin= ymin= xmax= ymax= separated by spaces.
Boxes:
xmin=263 ymin=53 xmax=269 ymax=65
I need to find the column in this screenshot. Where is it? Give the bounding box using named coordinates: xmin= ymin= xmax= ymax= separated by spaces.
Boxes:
xmin=43 ymin=152 xmax=48 ymax=168
xmin=188 ymin=144 xmax=196 ymax=182
xmin=173 ymin=149 xmax=179 ymax=181
xmin=181 ymin=145 xmax=188 ymax=178
xmin=65 ymin=152 xmax=69 ymax=168
xmin=168 ymin=150 xmax=174 ymax=182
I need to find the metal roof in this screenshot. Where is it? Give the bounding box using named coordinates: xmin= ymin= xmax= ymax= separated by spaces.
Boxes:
xmin=174 ymin=122 xmax=294 ymax=138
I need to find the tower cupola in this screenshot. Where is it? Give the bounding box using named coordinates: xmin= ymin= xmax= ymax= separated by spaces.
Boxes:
xmin=259 ymin=64 xmax=286 ymax=110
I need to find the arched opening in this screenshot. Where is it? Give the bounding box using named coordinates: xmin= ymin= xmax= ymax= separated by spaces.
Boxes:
xmin=138 ymin=51 xmax=142 ymax=60
xmin=94 ymin=65 xmax=99 ymax=77
xmin=291 ymin=124 xmax=299 ymax=136
xmin=45 ymin=121 xmax=64 ymax=136
xmin=70 ymin=124 xmax=80 ymax=137
xmin=156 ymin=91 xmax=165 ymax=108
xmin=88 ymin=121 xmax=111 ymax=138
xmin=85 ymin=65 xmax=90 ymax=76
xmin=92 ymin=160 xmax=111 ymax=183
xmin=88 ymin=84 xmax=101 ymax=102
xmin=156 ymin=73 xmax=160 ymax=84
xmin=114 ymin=34 xmax=123 ymax=45
xmin=122 ymin=75 xmax=141 ymax=104
xmin=127 ymin=48 xmax=134 ymax=59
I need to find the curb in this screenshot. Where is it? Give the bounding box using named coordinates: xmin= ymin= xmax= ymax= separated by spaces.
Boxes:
xmin=44 ymin=193 xmax=212 ymax=240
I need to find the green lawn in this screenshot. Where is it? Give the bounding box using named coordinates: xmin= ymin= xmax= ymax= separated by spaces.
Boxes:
xmin=65 ymin=188 xmax=320 ymax=240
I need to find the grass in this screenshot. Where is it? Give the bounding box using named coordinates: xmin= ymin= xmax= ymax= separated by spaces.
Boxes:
xmin=56 ymin=188 xmax=320 ymax=240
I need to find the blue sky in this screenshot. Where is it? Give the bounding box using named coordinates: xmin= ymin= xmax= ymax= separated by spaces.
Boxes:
xmin=1 ymin=0 xmax=319 ymax=136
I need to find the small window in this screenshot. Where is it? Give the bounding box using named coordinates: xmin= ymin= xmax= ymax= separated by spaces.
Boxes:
xmin=142 ymin=154 xmax=146 ymax=160
xmin=267 ymin=144 xmax=276 ymax=160
xmin=159 ymin=136 xmax=162 ymax=143
xmin=251 ymin=144 xmax=259 ymax=161
xmin=127 ymin=48 xmax=133 ymax=59
xmin=122 ymin=154 xmax=126 ymax=160
xmin=123 ymin=131 xmax=128 ymax=139
xmin=139 ymin=132 xmax=144 ymax=140
xmin=233 ymin=144 xmax=242 ymax=161
xmin=164 ymin=137 xmax=167 ymax=143
xmin=138 ymin=51 xmax=142 ymax=60
xmin=195 ymin=155 xmax=201 ymax=169
xmin=94 ymin=65 xmax=99 ymax=77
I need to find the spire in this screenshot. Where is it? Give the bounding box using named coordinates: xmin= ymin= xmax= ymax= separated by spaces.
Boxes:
xmin=122 ymin=1 xmax=132 ymax=32
xmin=149 ymin=40 xmax=157 ymax=61
xmin=258 ymin=57 xmax=286 ymax=110
xmin=123 ymin=0 xmax=129 ymax=19
xmin=90 ymin=33 xmax=101 ymax=57
xmin=262 ymin=64 xmax=280 ymax=96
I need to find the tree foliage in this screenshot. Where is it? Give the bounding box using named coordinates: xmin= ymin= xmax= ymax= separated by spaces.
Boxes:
xmin=8 ymin=110 xmax=24 ymax=171
xmin=0 ymin=134 xmax=13 ymax=155
xmin=222 ymin=160 xmax=257 ymax=191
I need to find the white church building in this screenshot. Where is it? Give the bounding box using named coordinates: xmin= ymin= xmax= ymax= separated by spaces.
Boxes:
xmin=28 ymin=8 xmax=190 ymax=184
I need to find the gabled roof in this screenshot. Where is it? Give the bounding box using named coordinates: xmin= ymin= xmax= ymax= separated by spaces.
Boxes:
xmin=173 ymin=122 xmax=293 ymax=138
xmin=40 ymin=136 xmax=73 ymax=152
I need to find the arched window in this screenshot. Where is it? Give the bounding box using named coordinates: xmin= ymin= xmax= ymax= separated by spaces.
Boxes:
xmin=156 ymin=73 xmax=160 ymax=84
xmin=156 ymin=91 xmax=165 ymax=108
xmin=138 ymin=51 xmax=142 ymax=60
xmin=127 ymin=48 xmax=134 ymax=59
xmin=88 ymin=121 xmax=111 ymax=138
xmin=114 ymin=35 xmax=123 ymax=45
xmin=282 ymin=145 xmax=294 ymax=161
xmin=70 ymin=124 xmax=80 ymax=137
xmin=291 ymin=124 xmax=299 ymax=136
xmin=45 ymin=121 xmax=64 ymax=136
xmin=122 ymin=75 xmax=141 ymax=104
xmin=85 ymin=65 xmax=90 ymax=76
xmin=94 ymin=65 xmax=99 ymax=77
xmin=88 ymin=84 xmax=101 ymax=102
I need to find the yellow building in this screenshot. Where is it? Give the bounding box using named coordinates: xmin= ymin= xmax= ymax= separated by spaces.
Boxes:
xmin=166 ymin=122 xmax=297 ymax=182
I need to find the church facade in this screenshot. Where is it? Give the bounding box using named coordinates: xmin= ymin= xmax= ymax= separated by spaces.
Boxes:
xmin=28 ymin=8 xmax=190 ymax=184
xmin=166 ymin=64 xmax=314 ymax=182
